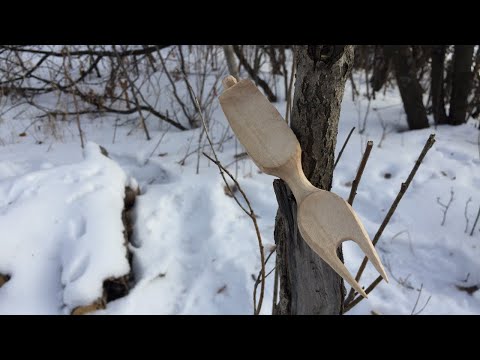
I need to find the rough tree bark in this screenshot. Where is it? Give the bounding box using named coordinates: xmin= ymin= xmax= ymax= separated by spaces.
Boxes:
xmin=430 ymin=45 xmax=448 ymax=125
xmin=273 ymin=45 xmax=354 ymax=315
xmin=385 ymin=45 xmax=430 ymax=130
xmin=449 ymin=45 xmax=475 ymax=125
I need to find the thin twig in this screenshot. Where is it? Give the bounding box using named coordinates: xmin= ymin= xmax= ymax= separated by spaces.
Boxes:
xmin=178 ymin=136 xmax=234 ymax=167
xmin=410 ymin=283 xmax=424 ymax=315
xmin=359 ymin=97 xmax=371 ymax=134
xmin=62 ymin=48 xmax=85 ymax=149
xmin=436 ymin=188 xmax=454 ymax=226
xmin=234 ymin=138 xmax=239 ymax=179
xmin=203 ymin=153 xmax=249 ymax=215
xmin=71 ymin=91 xmax=84 ymax=149
xmin=264 ymin=266 xmax=277 ymax=278
xmin=232 ymin=45 xmax=277 ymax=102
xmin=196 ymin=124 xmax=205 ymax=175
xmin=471 ymin=205 xmax=480 ymax=236
xmin=413 ymin=295 xmax=432 ymax=315
xmin=387 ymin=230 xmax=415 ymax=256
xmin=334 ymin=127 xmax=356 ymax=170
xmin=345 ymin=134 xmax=436 ymax=305
xmin=112 ymin=118 xmax=119 ymax=144
xmin=347 ymin=140 xmax=373 ymax=205
xmin=112 ymin=46 xmax=151 ymax=140
xmin=186 ymin=73 xmax=265 ymax=315
xmin=158 ymin=50 xmax=196 ymax=128
xmin=2 ymin=45 xmax=168 ymax=58
xmin=464 ymin=197 xmax=472 ymax=233
xmin=375 ymin=110 xmax=392 ymax=148
xmin=343 ymin=276 xmax=383 ymax=313
xmin=148 ymin=128 xmax=169 ymax=160
xmin=254 ymin=247 xmax=276 ymax=285
xmin=381 ymin=255 xmax=415 ymax=289
xmin=411 ymin=284 xmax=432 ymax=315
xmin=253 ymin=246 xmax=277 ymax=310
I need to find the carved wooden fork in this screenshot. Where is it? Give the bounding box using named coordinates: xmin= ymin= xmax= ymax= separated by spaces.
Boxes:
xmin=219 ymin=76 xmax=388 ymax=298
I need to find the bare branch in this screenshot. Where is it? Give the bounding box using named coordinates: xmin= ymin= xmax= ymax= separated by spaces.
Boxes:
xmin=347 ymin=140 xmax=373 ymax=205
xmin=411 ymin=283 xmax=432 ymax=315
xmin=471 ymin=205 xmax=480 ymax=236
xmin=334 ymin=126 xmax=356 ymax=170
xmin=343 ymin=276 xmax=383 ymax=313
xmin=436 ymin=188 xmax=454 ymax=226
xmin=112 ymin=46 xmax=151 ymax=140
xmin=345 ymin=134 xmax=436 ymax=305
xmin=464 ymin=197 xmax=472 ymax=233
xmin=1 ymin=45 xmax=170 ymax=58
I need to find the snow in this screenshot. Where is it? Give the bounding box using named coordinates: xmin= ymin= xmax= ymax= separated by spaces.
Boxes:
xmin=0 ymin=142 xmax=132 ymax=314
xmin=0 ymin=75 xmax=479 ymax=314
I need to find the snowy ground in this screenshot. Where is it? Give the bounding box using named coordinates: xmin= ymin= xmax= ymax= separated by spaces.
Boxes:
xmin=0 ymin=80 xmax=479 ymax=315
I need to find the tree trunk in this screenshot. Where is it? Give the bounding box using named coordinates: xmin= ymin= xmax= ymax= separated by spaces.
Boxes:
xmin=449 ymin=45 xmax=474 ymax=125
xmin=386 ymin=45 xmax=430 ymax=130
xmin=412 ymin=45 xmax=431 ymax=77
xmin=273 ymin=45 xmax=354 ymax=315
xmin=370 ymin=45 xmax=392 ymax=93
xmin=430 ymin=45 xmax=448 ymax=125
xmin=468 ymin=47 xmax=480 ymax=120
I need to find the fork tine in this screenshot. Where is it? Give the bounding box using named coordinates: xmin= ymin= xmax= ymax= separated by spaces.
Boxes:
xmin=353 ymin=234 xmax=389 ymax=283
xmin=322 ymin=251 xmax=368 ymax=298
xmin=298 ymin=191 xmax=388 ymax=298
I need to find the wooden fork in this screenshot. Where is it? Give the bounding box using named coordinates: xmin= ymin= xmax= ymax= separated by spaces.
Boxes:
xmin=219 ymin=76 xmax=388 ymax=298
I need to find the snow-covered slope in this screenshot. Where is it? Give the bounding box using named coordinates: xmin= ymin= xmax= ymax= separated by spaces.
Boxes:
xmin=0 ymin=83 xmax=479 ymax=315
xmin=0 ymin=143 xmax=134 ymax=314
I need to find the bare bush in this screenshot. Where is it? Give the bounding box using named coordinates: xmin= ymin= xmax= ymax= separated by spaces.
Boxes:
xmin=0 ymin=45 xmax=234 ymax=143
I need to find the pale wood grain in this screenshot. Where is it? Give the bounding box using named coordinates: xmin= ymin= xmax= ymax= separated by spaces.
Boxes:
xmin=219 ymin=77 xmax=388 ymax=298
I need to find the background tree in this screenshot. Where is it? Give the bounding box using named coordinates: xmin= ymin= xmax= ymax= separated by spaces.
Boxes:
xmin=430 ymin=45 xmax=448 ymax=125
xmin=449 ymin=45 xmax=475 ymax=125
xmin=371 ymin=45 xmax=392 ymax=93
xmin=384 ymin=45 xmax=430 ymax=130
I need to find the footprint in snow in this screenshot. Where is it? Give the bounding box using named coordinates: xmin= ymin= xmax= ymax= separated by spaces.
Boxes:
xmin=63 ymin=254 xmax=91 ymax=284
xmin=68 ymin=216 xmax=87 ymax=239
xmin=65 ymin=182 xmax=104 ymax=204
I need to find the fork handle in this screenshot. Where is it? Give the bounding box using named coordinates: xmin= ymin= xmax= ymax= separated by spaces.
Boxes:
xmin=264 ymin=143 xmax=318 ymax=205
